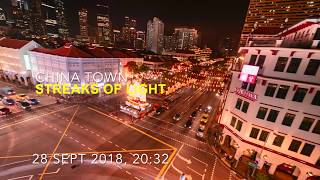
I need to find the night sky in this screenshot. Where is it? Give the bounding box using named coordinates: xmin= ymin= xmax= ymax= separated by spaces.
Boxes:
xmin=1 ymin=0 xmax=250 ymax=49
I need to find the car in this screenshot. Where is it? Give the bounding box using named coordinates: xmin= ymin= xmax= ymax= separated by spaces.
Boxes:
xmin=200 ymin=113 xmax=209 ymax=123
xmin=16 ymin=94 xmax=29 ymax=100
xmin=0 ymin=94 xmax=5 ymax=100
xmin=185 ymin=118 xmax=193 ymax=128
xmin=204 ymin=106 xmax=212 ymax=113
xmin=155 ymin=107 xmax=164 ymax=115
xmin=2 ymin=98 xmax=15 ymax=105
xmin=196 ymin=128 xmax=205 ymax=138
xmin=173 ymin=113 xmax=181 ymax=121
xmin=190 ymin=111 xmax=197 ymax=118
xmin=16 ymin=101 xmax=31 ymax=111
xmin=199 ymin=121 xmax=206 ymax=130
xmin=0 ymin=106 xmax=11 ymax=116
xmin=25 ymin=98 xmax=39 ymax=105
xmin=197 ymin=104 xmax=202 ymax=111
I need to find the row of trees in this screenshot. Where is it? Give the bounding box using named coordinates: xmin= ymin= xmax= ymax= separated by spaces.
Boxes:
xmin=125 ymin=61 xmax=150 ymax=74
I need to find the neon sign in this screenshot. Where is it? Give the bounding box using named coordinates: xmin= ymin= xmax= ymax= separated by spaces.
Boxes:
xmin=239 ymin=65 xmax=259 ymax=83
xmin=235 ymin=88 xmax=257 ymax=101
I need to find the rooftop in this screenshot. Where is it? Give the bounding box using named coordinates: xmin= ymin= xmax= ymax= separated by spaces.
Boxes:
xmin=0 ymin=38 xmax=31 ymax=49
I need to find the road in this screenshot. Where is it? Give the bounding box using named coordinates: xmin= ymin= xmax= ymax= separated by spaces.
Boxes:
xmin=0 ymin=86 xmax=237 ymax=180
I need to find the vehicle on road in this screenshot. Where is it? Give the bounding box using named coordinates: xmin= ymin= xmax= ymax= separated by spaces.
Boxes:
xmin=190 ymin=111 xmax=197 ymax=118
xmin=16 ymin=94 xmax=29 ymax=100
xmin=0 ymin=94 xmax=5 ymax=100
xmin=2 ymin=98 xmax=15 ymax=105
xmin=199 ymin=121 xmax=206 ymax=130
xmin=155 ymin=107 xmax=164 ymax=115
xmin=196 ymin=128 xmax=205 ymax=138
xmin=0 ymin=106 xmax=11 ymax=116
xmin=204 ymin=106 xmax=212 ymax=113
xmin=25 ymin=98 xmax=39 ymax=105
xmin=173 ymin=113 xmax=181 ymax=121
xmin=0 ymin=87 xmax=15 ymax=95
xmin=200 ymin=113 xmax=209 ymax=123
xmin=16 ymin=101 xmax=31 ymax=111
xmin=197 ymin=104 xmax=202 ymax=111
xmin=185 ymin=118 xmax=193 ymax=128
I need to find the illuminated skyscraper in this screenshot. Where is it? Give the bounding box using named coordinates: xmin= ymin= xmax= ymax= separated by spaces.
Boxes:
xmin=29 ymin=0 xmax=46 ymax=36
xmin=173 ymin=28 xmax=198 ymax=50
xmin=54 ymin=0 xmax=69 ymax=39
xmin=11 ymin=0 xmax=32 ymax=36
xmin=146 ymin=17 xmax=164 ymax=54
xmin=79 ymin=8 xmax=89 ymax=41
xmin=96 ymin=0 xmax=112 ymax=46
xmin=41 ymin=0 xmax=58 ymax=38
xmin=240 ymin=0 xmax=320 ymax=46
xmin=0 ymin=8 xmax=7 ymax=26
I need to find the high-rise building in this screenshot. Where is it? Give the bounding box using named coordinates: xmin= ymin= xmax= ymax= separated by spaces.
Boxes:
xmin=79 ymin=8 xmax=89 ymax=41
xmin=112 ymin=29 xmax=121 ymax=47
xmin=136 ymin=31 xmax=145 ymax=50
xmin=41 ymin=0 xmax=58 ymax=38
xmin=96 ymin=0 xmax=112 ymax=46
xmin=29 ymin=0 xmax=46 ymax=36
xmin=146 ymin=17 xmax=164 ymax=54
xmin=220 ymin=18 xmax=320 ymax=180
xmin=240 ymin=0 xmax=320 ymax=47
xmin=0 ymin=8 xmax=7 ymax=26
xmin=11 ymin=0 xmax=32 ymax=36
xmin=173 ymin=28 xmax=198 ymax=50
xmin=163 ymin=35 xmax=175 ymax=52
xmin=54 ymin=0 xmax=69 ymax=39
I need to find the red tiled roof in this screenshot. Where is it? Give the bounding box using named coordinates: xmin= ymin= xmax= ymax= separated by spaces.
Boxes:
xmin=280 ymin=21 xmax=318 ymax=36
xmin=0 ymin=38 xmax=30 ymax=49
xmin=121 ymin=50 xmax=139 ymax=58
xmin=32 ymin=44 xmax=93 ymax=58
xmin=106 ymin=49 xmax=129 ymax=58
xmin=86 ymin=47 xmax=113 ymax=58
xmin=252 ymin=27 xmax=283 ymax=35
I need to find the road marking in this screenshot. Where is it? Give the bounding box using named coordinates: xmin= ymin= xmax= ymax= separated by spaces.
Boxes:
xmin=88 ymin=147 xmax=93 ymax=151
xmin=75 ymin=140 xmax=79 ymax=143
xmin=39 ymin=105 xmax=80 ymax=180
xmin=38 ymin=168 xmax=61 ymax=175
xmin=125 ymin=171 xmax=132 ymax=175
xmin=115 ymin=144 xmax=120 ymax=148
xmin=107 ymin=140 xmax=112 ymax=144
xmin=161 ymin=144 xmax=183 ymax=179
xmin=192 ymin=156 xmax=208 ymax=167
xmin=7 ymin=175 xmax=33 ymax=180
xmin=187 ymin=166 xmax=204 ymax=179
xmin=177 ymin=154 xmax=191 ymax=164
xmin=153 ymin=166 xmax=160 ymax=171
xmin=0 ymin=159 xmax=31 ymax=167
xmin=0 ymin=105 xmax=77 ymax=130
xmin=81 ymin=144 xmax=86 ymax=147
xmin=117 ymin=165 xmax=123 ymax=169
xmin=211 ymin=157 xmax=217 ymax=180
xmin=171 ymin=164 xmax=183 ymax=174
xmin=134 ymin=177 xmax=141 ymax=180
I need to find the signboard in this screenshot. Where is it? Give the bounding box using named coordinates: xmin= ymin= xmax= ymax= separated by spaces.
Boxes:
xmin=239 ymin=65 xmax=259 ymax=83
xmin=235 ymin=88 xmax=257 ymax=101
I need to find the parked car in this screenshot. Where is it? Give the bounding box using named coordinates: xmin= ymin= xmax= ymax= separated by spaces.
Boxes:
xmin=16 ymin=101 xmax=31 ymax=111
xmin=190 ymin=111 xmax=197 ymax=118
xmin=0 ymin=106 xmax=11 ymax=116
xmin=155 ymin=107 xmax=164 ymax=115
xmin=25 ymin=98 xmax=39 ymax=105
xmin=2 ymin=98 xmax=15 ymax=105
xmin=200 ymin=113 xmax=209 ymax=123
xmin=0 ymin=87 xmax=15 ymax=95
xmin=173 ymin=113 xmax=181 ymax=121
xmin=16 ymin=94 xmax=29 ymax=101
xmin=204 ymin=106 xmax=212 ymax=113
xmin=199 ymin=121 xmax=206 ymax=130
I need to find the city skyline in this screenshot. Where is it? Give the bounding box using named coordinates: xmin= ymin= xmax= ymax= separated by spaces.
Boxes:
xmin=0 ymin=0 xmax=250 ymax=49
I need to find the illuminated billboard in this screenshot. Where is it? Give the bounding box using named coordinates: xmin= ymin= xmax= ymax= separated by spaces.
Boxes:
xmin=239 ymin=65 xmax=259 ymax=83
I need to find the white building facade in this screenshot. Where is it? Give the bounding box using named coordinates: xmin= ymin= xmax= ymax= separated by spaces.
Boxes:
xmin=146 ymin=17 xmax=164 ymax=54
xmin=220 ymin=19 xmax=320 ymax=180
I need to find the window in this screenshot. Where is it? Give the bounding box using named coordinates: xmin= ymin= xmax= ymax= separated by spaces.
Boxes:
xmin=256 ymin=55 xmax=266 ymax=68
xmin=276 ymin=85 xmax=289 ymax=99
xmin=299 ymin=117 xmax=315 ymax=131
xmin=274 ymin=57 xmax=288 ymax=72
xmin=312 ymin=120 xmax=320 ymax=135
xmin=230 ymin=117 xmax=236 ymax=127
xmin=256 ymin=107 xmax=268 ymax=119
xmin=272 ymin=135 xmax=284 ymax=147
xmin=265 ymin=83 xmax=277 ymax=97
xmin=249 ymin=55 xmax=258 ymax=65
xmin=267 ymin=109 xmax=279 ymax=122
xmin=316 ymin=157 xmax=320 ymax=167
xmin=248 ymin=83 xmax=256 ymax=92
xmin=259 ymin=130 xmax=269 ymax=142
xmin=300 ymin=143 xmax=315 ymax=156
xmin=236 ymin=121 xmax=243 ymax=132
xmin=288 ymin=139 xmax=302 ymax=152
xmin=235 ymin=98 xmax=242 ymax=110
xmin=242 ymin=101 xmax=249 ymax=113
xmin=311 ymin=91 xmax=320 ymax=106
xmin=286 ymin=58 xmax=301 ymax=73
xmin=282 ymin=113 xmax=295 ymax=127
xmin=241 ymin=82 xmax=248 ymax=89
xmin=292 ymin=88 xmax=308 ymax=102
xmin=304 ymin=59 xmax=320 ymax=75
xmin=250 ymin=127 xmax=260 ymax=139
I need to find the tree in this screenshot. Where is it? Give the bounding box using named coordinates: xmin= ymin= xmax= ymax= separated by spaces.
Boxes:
xmin=125 ymin=61 xmax=139 ymax=73
xmin=139 ymin=64 xmax=150 ymax=73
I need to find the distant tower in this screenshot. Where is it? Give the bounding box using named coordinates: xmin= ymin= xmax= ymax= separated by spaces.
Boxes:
xmin=96 ymin=0 xmax=112 ymax=46
xmin=11 ymin=0 xmax=32 ymax=36
xmin=54 ymin=0 xmax=69 ymax=39
xmin=79 ymin=8 xmax=89 ymax=41
xmin=146 ymin=17 xmax=164 ymax=54
xmin=29 ymin=0 xmax=46 ymax=36
xmin=174 ymin=28 xmax=198 ymax=50
xmin=41 ymin=0 xmax=58 ymax=38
